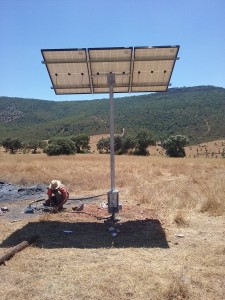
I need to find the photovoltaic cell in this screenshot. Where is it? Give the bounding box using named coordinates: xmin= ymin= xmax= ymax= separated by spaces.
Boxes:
xmin=41 ymin=46 xmax=179 ymax=95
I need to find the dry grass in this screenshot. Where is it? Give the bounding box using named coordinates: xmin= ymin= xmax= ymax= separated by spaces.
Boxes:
xmin=164 ymin=276 xmax=190 ymax=299
xmin=0 ymin=151 xmax=225 ymax=299
xmin=173 ymin=210 xmax=190 ymax=227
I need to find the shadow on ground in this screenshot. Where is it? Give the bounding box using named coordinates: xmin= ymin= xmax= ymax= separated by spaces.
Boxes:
xmin=0 ymin=219 xmax=169 ymax=249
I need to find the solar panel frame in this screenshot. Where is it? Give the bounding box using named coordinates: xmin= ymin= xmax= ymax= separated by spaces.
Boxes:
xmin=131 ymin=46 xmax=179 ymax=93
xmin=88 ymin=47 xmax=132 ymax=94
xmin=41 ymin=45 xmax=180 ymax=95
xmin=41 ymin=48 xmax=92 ymax=95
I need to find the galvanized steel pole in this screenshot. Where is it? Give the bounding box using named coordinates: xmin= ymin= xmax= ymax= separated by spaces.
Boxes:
xmin=107 ymin=73 xmax=116 ymax=191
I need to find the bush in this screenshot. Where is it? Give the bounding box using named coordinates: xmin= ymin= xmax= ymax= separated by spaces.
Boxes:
xmin=96 ymin=137 xmax=110 ymax=153
xmin=133 ymin=130 xmax=155 ymax=156
xmin=162 ymin=135 xmax=189 ymax=157
xmin=71 ymin=134 xmax=90 ymax=153
xmin=2 ymin=137 xmax=23 ymax=154
xmin=118 ymin=135 xmax=136 ymax=154
xmin=96 ymin=130 xmax=155 ymax=156
xmin=26 ymin=139 xmax=47 ymax=154
xmin=45 ymin=137 xmax=76 ymax=156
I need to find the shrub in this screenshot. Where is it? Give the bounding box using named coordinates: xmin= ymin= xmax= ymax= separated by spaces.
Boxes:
xmin=162 ymin=135 xmax=189 ymax=157
xmin=45 ymin=137 xmax=76 ymax=156
xmin=96 ymin=137 xmax=110 ymax=153
xmin=71 ymin=134 xmax=90 ymax=153
xmin=133 ymin=130 xmax=155 ymax=156
xmin=2 ymin=137 xmax=23 ymax=154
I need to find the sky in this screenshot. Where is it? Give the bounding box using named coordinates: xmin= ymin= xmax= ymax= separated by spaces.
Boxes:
xmin=0 ymin=0 xmax=225 ymax=101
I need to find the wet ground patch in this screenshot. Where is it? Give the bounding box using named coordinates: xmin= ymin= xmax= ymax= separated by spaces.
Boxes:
xmin=0 ymin=181 xmax=47 ymax=202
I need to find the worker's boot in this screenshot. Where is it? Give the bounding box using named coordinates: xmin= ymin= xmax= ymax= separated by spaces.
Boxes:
xmin=43 ymin=199 xmax=51 ymax=207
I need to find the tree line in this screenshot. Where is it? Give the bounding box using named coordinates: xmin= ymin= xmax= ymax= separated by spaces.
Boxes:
xmin=1 ymin=131 xmax=191 ymax=158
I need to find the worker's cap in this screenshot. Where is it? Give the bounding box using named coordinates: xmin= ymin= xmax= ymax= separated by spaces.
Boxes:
xmin=49 ymin=180 xmax=61 ymax=190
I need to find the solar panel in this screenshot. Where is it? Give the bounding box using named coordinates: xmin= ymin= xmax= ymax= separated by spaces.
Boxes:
xmin=41 ymin=46 xmax=179 ymax=95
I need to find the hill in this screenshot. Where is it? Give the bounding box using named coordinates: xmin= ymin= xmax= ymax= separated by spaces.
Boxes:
xmin=0 ymin=85 xmax=225 ymax=144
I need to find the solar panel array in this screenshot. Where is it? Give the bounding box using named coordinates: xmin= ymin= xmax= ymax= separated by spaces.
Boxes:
xmin=41 ymin=46 xmax=179 ymax=95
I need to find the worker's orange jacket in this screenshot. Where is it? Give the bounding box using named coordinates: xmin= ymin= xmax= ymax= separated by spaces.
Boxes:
xmin=47 ymin=184 xmax=69 ymax=200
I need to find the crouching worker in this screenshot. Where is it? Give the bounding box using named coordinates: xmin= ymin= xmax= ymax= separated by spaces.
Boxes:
xmin=44 ymin=180 xmax=69 ymax=213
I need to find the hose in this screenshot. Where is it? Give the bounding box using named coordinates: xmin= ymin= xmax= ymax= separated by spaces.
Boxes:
xmin=27 ymin=193 xmax=108 ymax=207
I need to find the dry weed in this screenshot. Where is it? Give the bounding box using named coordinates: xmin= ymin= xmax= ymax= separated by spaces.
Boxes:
xmin=200 ymin=198 xmax=224 ymax=216
xmin=1 ymin=152 xmax=225 ymax=299
xmin=164 ymin=277 xmax=190 ymax=300
xmin=174 ymin=210 xmax=190 ymax=227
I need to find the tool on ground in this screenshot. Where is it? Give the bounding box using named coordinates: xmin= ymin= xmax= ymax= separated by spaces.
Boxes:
xmin=72 ymin=202 xmax=84 ymax=211
xmin=1 ymin=207 xmax=9 ymax=212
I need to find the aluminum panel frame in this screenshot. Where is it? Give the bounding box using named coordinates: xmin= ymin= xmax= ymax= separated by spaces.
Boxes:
xmin=41 ymin=46 xmax=179 ymax=95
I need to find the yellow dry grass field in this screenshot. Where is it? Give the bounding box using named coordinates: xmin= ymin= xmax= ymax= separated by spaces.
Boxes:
xmin=0 ymin=151 xmax=225 ymax=300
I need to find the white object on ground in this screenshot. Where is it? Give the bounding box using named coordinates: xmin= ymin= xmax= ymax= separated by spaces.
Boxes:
xmin=108 ymin=227 xmax=115 ymax=231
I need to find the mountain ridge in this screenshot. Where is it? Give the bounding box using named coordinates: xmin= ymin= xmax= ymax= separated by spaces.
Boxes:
xmin=0 ymin=85 xmax=225 ymax=144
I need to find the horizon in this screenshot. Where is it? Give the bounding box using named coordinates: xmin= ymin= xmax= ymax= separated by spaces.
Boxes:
xmin=1 ymin=84 xmax=224 ymax=102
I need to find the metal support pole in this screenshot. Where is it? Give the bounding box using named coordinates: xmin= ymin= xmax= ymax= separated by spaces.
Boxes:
xmin=107 ymin=73 xmax=120 ymax=215
xmin=107 ymin=73 xmax=116 ymax=191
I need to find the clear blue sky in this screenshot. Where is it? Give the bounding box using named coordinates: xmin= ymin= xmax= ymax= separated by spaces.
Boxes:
xmin=0 ymin=0 xmax=224 ymax=101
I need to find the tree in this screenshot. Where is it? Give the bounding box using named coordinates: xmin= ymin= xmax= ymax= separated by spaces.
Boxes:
xmin=26 ymin=139 xmax=47 ymax=154
xmin=114 ymin=135 xmax=123 ymax=152
xmin=162 ymin=135 xmax=189 ymax=157
xmin=45 ymin=137 xmax=76 ymax=156
xmin=116 ymin=134 xmax=136 ymax=154
xmin=133 ymin=130 xmax=156 ymax=156
xmin=2 ymin=138 xmax=23 ymax=154
xmin=96 ymin=131 xmax=155 ymax=156
xmin=71 ymin=134 xmax=90 ymax=153
xmin=96 ymin=137 xmax=110 ymax=153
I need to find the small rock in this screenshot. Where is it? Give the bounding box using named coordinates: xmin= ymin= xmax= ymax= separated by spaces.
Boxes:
xmin=100 ymin=202 xmax=108 ymax=208
xmin=175 ymin=233 xmax=185 ymax=238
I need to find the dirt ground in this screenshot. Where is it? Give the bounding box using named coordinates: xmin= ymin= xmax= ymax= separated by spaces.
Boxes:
xmin=0 ymin=197 xmax=158 ymax=224
xmin=1 ymin=200 xmax=225 ymax=299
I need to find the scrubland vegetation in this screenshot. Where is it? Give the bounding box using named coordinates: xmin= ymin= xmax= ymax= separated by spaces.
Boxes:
xmin=0 ymin=151 xmax=224 ymax=299
xmin=1 ymin=86 xmax=225 ymax=144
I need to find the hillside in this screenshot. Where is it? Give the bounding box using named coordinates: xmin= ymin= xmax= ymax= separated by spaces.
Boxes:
xmin=0 ymin=85 xmax=225 ymax=144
